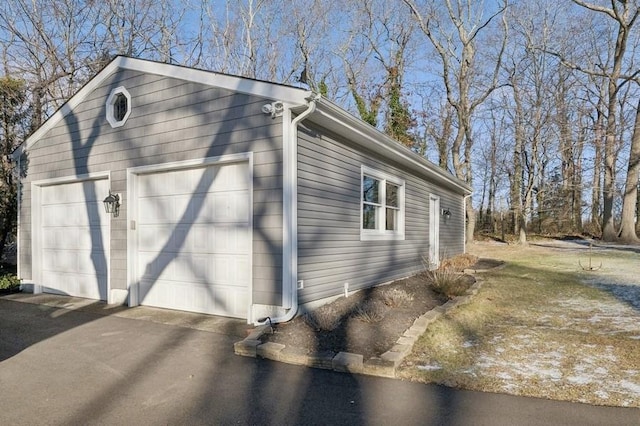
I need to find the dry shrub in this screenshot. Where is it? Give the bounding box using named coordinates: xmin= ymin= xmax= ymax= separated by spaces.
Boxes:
xmin=426 ymin=268 xmax=469 ymax=299
xmin=353 ymin=300 xmax=388 ymax=323
xmin=440 ymin=253 xmax=478 ymax=272
xmin=381 ymin=288 xmax=414 ymax=307
xmin=304 ymin=305 xmax=341 ymax=331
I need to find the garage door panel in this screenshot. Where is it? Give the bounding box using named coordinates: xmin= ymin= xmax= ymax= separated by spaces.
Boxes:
xmin=44 ymin=249 xmax=81 ymax=273
xmin=236 ymin=256 xmax=250 ymax=284
xmin=138 ymin=197 xmax=174 ymax=224
xmin=211 ymin=191 xmax=250 ymax=223
xmin=216 ymin=163 xmax=249 ymax=190
xmin=139 ymin=171 xmax=170 ymax=198
xmin=139 ymin=251 xmax=175 ymax=282
xmin=139 ymin=279 xmax=247 ymax=317
xmin=78 ymin=253 xmax=107 ymax=275
xmin=139 ymin=224 xmax=172 ymax=253
xmin=43 ymin=203 xmax=107 ymax=227
xmin=88 ymin=203 xmax=109 ymax=224
xmin=177 ymin=168 xmax=205 ymax=194
xmin=188 ymin=225 xmax=210 ymax=252
xmin=43 ymin=226 xmax=105 ymax=252
xmin=172 ymin=254 xmax=208 ymax=283
xmin=212 ymin=227 xmax=250 ymax=253
xmin=136 ymin=162 xmax=250 ymax=318
xmin=42 ymin=227 xmax=67 ymax=249
xmin=86 ymin=226 xmax=108 ymax=251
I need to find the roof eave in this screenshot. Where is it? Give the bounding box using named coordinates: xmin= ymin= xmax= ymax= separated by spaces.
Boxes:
xmin=306 ymin=98 xmax=472 ymax=195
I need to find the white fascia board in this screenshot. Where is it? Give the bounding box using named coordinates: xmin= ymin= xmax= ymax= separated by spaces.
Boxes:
xmin=117 ymin=57 xmax=311 ymax=104
xmin=312 ymin=99 xmax=472 ymax=195
xmin=18 ymin=56 xmax=311 ymax=156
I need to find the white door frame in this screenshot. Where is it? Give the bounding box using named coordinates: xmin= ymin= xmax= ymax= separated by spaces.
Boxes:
xmin=429 ymin=194 xmax=440 ymax=269
xmin=126 ymin=152 xmax=253 ymax=319
xmin=31 ymin=172 xmax=111 ymax=300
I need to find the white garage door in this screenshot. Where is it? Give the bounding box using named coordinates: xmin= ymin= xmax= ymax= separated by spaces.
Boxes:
xmin=40 ymin=179 xmax=110 ymax=300
xmin=136 ymin=162 xmax=250 ymax=318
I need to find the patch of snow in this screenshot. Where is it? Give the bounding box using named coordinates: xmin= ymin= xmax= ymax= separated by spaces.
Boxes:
xmin=462 ymin=341 xmax=476 ymax=348
xmin=495 ymin=372 xmax=513 ymax=380
xmin=555 ymin=296 xmax=640 ymax=334
xmin=417 ymin=364 xmax=442 ymax=371
xmin=567 ymin=375 xmax=592 ymax=385
xmin=619 ymin=380 xmax=640 ymax=396
xmin=594 ymin=367 xmax=609 ymax=375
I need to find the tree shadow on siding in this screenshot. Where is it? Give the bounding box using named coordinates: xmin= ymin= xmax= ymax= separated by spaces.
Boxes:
xmin=16 ymin=70 xmax=445 ymax=424
xmin=53 ymin=75 xmax=340 ymax=422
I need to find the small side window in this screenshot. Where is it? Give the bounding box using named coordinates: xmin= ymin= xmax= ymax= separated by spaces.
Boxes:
xmin=106 ymin=86 xmax=131 ymax=128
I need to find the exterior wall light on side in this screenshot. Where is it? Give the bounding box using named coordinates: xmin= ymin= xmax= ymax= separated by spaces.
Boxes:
xmin=442 ymin=208 xmax=451 ymax=221
xmin=103 ymin=191 xmax=121 ymax=217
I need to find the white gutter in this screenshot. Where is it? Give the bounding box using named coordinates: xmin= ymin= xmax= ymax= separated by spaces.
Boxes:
xmin=255 ymin=93 xmax=319 ymax=325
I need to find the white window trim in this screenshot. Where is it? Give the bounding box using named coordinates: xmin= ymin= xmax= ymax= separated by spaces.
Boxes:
xmin=106 ymin=86 xmax=131 ymax=128
xmin=360 ymin=165 xmax=405 ymax=241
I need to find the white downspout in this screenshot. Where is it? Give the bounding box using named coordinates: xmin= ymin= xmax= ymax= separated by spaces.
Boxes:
xmin=256 ymin=94 xmax=319 ymax=325
xmin=16 ymin=154 xmax=21 ymax=279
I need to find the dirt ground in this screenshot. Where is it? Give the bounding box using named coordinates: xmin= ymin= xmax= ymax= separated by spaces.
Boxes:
xmin=260 ymin=265 xmax=484 ymax=360
xmin=261 ymin=275 xmax=448 ymax=360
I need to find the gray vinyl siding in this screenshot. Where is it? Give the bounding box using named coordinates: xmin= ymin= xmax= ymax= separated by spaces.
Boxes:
xmin=297 ymin=123 xmax=465 ymax=304
xmin=19 ymin=69 xmax=284 ymax=305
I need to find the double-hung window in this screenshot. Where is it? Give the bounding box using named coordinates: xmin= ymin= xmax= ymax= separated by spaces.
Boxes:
xmin=361 ymin=166 xmax=405 ymax=240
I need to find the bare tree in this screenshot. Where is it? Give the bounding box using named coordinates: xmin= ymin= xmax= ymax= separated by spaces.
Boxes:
xmin=338 ymin=0 xmax=418 ymax=146
xmin=0 ymin=76 xmax=28 ymax=258
xmin=0 ymin=0 xmax=106 ymax=124
xmin=415 ymin=93 xmax=455 ymax=168
xmin=568 ymin=0 xmax=640 ymax=241
xmin=404 ymin=0 xmax=508 ymax=244
xmin=619 ymin=96 xmax=640 ymax=242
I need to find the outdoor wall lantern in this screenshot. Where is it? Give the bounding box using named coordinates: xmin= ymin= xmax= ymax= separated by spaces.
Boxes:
xmin=103 ymin=191 xmax=121 ymax=217
xmin=442 ymin=208 xmax=451 ymax=221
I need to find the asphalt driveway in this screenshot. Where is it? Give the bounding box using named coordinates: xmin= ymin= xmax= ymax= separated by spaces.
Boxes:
xmin=1 ymin=295 xmax=638 ymax=425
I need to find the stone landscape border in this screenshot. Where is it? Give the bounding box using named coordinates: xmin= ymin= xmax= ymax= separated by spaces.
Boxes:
xmin=235 ymin=272 xmax=488 ymax=378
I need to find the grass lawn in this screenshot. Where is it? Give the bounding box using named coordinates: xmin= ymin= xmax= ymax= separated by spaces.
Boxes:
xmin=397 ymin=239 xmax=640 ymax=408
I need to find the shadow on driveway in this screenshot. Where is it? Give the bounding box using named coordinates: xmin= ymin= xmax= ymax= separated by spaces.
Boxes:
xmin=1 ymin=295 xmax=639 ymax=425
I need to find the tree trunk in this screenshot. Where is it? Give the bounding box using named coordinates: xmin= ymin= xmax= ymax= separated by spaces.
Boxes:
xmin=636 ymin=184 xmax=640 ymax=234
xmin=510 ymin=80 xmax=525 ymax=240
xmin=573 ymin=134 xmax=584 ymax=233
xmin=518 ymin=212 xmax=527 ymax=245
xmin=591 ymin=113 xmax=604 ymax=233
xmin=466 ymin=196 xmax=475 ymax=245
xmin=618 ymin=98 xmax=640 ymax=242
